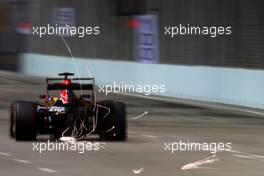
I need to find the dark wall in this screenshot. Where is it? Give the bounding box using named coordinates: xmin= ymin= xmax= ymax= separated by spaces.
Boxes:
xmin=26 ymin=0 xmax=133 ymax=61
xmin=159 ymin=0 xmax=264 ymax=69
xmin=24 ymin=0 xmax=264 ymax=69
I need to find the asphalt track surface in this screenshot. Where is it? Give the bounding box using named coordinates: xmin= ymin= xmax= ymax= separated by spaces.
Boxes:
xmin=0 ymin=71 xmax=264 ymax=176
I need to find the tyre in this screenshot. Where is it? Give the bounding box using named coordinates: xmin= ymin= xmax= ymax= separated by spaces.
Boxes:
xmin=14 ymin=101 xmax=37 ymax=141
xmin=9 ymin=102 xmax=16 ymax=138
xmin=97 ymin=101 xmax=127 ymax=141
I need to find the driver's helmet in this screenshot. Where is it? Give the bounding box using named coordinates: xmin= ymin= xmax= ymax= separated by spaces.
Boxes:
xmin=47 ymin=96 xmax=58 ymax=106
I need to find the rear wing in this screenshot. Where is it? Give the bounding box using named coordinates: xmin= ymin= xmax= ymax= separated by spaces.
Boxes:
xmin=46 ymin=77 xmax=95 ymax=91
xmin=46 ymin=77 xmax=95 ymax=83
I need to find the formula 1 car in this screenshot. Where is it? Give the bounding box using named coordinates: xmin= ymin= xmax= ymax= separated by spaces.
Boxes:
xmin=9 ymin=73 xmax=127 ymax=141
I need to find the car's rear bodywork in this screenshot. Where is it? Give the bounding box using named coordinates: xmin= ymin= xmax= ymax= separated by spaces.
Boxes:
xmin=10 ymin=73 xmax=127 ymax=141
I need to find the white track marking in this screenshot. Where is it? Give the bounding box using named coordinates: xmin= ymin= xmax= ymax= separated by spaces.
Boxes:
xmin=232 ymin=154 xmax=255 ymax=159
xmin=0 ymin=152 xmax=12 ymax=156
xmin=133 ymin=168 xmax=144 ymax=174
xmin=1 ymin=151 xmax=58 ymax=174
xmin=249 ymin=155 xmax=264 ymax=159
xmin=181 ymin=154 xmax=219 ymax=170
xmin=228 ymin=149 xmax=264 ymax=160
xmin=227 ymin=149 xmax=244 ymax=154
xmin=13 ymin=159 xmax=31 ymax=164
xmin=141 ymin=134 xmax=158 ymax=138
xmin=131 ymin=111 xmax=148 ymax=120
xmin=37 ymin=167 xmax=56 ymax=173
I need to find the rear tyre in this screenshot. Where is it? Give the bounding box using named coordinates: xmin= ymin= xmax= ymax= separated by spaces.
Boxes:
xmin=14 ymin=101 xmax=37 ymax=141
xmin=98 ymin=101 xmax=127 ymax=141
xmin=9 ymin=102 xmax=16 ymax=138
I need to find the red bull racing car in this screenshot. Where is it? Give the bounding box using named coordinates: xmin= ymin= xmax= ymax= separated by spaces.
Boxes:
xmin=9 ymin=73 xmax=127 ymax=141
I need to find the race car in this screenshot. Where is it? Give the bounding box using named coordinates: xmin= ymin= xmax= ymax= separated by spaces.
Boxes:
xmin=9 ymin=72 xmax=127 ymax=141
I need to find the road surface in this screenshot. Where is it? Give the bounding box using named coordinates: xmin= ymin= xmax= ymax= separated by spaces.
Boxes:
xmin=0 ymin=71 xmax=263 ymax=176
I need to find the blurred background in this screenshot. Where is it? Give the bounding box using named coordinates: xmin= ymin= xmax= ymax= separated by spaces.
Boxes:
xmin=0 ymin=0 xmax=264 ymax=108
